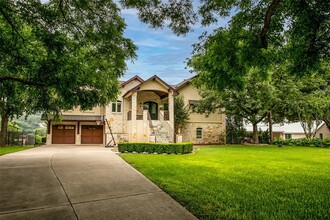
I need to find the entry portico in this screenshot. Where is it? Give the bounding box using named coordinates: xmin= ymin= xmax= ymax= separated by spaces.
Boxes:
xmin=116 ymin=75 xmax=178 ymax=143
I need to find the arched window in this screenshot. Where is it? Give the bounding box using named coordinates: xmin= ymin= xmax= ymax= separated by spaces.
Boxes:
xmin=196 ymin=128 xmax=202 ymax=139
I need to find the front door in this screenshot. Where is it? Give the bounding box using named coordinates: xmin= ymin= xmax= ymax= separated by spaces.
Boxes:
xmin=144 ymin=101 xmax=158 ymax=120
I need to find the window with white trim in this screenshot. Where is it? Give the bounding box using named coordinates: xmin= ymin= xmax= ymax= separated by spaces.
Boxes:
xmin=112 ymin=101 xmax=122 ymax=113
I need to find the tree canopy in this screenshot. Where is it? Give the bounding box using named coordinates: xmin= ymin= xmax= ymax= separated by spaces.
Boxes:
xmin=1 ymin=0 xmax=329 ymax=145
xmin=122 ymin=0 xmax=329 ymax=85
xmin=192 ymin=69 xmax=280 ymax=143
xmin=0 ymin=0 xmax=136 ymax=145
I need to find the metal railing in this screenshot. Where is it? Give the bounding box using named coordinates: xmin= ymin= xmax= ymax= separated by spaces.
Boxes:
xmin=164 ymin=110 xmax=169 ymax=121
xmin=127 ymin=110 xmax=144 ymax=120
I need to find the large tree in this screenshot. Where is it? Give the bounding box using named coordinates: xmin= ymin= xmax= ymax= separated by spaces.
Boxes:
xmin=0 ymin=0 xmax=136 ymax=146
xmin=272 ymin=70 xmax=330 ymax=139
xmin=123 ymin=0 xmax=329 ymax=80
xmin=192 ymin=69 xmax=279 ymax=144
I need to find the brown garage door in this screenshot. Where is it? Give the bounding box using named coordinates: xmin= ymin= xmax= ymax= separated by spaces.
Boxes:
xmin=81 ymin=125 xmax=103 ymax=144
xmin=52 ymin=125 xmax=75 ymax=144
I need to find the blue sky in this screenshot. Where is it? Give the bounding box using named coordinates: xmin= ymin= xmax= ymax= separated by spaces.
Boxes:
xmin=120 ymin=8 xmax=229 ymax=85
xmin=39 ymin=1 xmax=230 ymax=85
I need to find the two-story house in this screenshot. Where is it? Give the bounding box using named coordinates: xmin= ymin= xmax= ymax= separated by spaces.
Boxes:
xmin=46 ymin=75 xmax=226 ymax=145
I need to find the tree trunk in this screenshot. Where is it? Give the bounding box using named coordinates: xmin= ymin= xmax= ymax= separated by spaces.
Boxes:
xmin=252 ymin=123 xmax=259 ymax=144
xmin=268 ymin=111 xmax=273 ymax=144
xmin=0 ymin=112 xmax=9 ymax=147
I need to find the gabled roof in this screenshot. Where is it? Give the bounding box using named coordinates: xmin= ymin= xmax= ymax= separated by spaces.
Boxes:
xmin=316 ymin=122 xmax=330 ymax=133
xmin=175 ymin=75 xmax=198 ymax=91
xmin=123 ymin=75 xmax=179 ymax=98
xmin=120 ymin=75 xmax=144 ymax=87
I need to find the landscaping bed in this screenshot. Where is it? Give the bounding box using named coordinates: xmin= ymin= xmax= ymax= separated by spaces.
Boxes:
xmin=120 ymin=145 xmax=330 ymax=219
xmin=118 ymin=142 xmax=193 ymax=154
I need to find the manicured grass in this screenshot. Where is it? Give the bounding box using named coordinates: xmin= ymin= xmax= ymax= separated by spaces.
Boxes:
xmin=0 ymin=146 xmax=34 ymax=156
xmin=120 ymin=145 xmax=330 ymax=219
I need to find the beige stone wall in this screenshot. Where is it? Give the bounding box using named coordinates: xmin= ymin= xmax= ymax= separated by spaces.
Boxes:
xmin=104 ymin=78 xmax=143 ymax=138
xmin=136 ymin=120 xmax=150 ymax=142
xmin=290 ymin=133 xmax=306 ymax=139
xmin=139 ymin=80 xmax=169 ymax=93
xmin=177 ymin=82 xmax=226 ymax=144
xmin=106 ymin=133 xmax=129 ymax=145
xmin=105 ymin=108 xmax=123 ymax=134
xmin=121 ymin=80 xmax=142 ymax=94
xmin=178 ymin=83 xmax=225 ymax=123
xmin=315 ymin=123 xmax=330 ymax=139
xmin=62 ymin=106 xmax=105 ymax=116
xmin=181 ymin=122 xmax=225 ymax=144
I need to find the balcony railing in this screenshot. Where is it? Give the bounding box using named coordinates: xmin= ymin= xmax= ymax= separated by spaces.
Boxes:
xmin=164 ymin=110 xmax=169 ymax=121
xmin=127 ymin=111 xmax=144 ymax=120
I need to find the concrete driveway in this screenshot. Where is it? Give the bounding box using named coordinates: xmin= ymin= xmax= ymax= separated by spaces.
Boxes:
xmin=0 ymin=145 xmax=197 ymax=220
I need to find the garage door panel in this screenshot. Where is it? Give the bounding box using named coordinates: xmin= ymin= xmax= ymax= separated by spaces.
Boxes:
xmin=52 ymin=125 xmax=75 ymax=144
xmin=81 ymin=125 xmax=103 ymax=144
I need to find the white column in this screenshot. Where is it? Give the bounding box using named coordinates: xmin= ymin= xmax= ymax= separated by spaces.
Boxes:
xmin=168 ymin=92 xmax=174 ymax=129
xmin=143 ymin=110 xmax=149 ymax=142
xmin=159 ymin=110 xmax=164 ymax=121
xmin=131 ymin=92 xmax=137 ymax=142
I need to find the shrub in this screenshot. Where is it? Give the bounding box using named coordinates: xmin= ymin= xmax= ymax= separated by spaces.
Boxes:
xmin=154 ymin=144 xmax=164 ymax=154
xmin=274 ymin=138 xmax=329 ymax=148
xmin=35 ymin=135 xmax=43 ymax=144
xmin=118 ymin=142 xmax=193 ymax=154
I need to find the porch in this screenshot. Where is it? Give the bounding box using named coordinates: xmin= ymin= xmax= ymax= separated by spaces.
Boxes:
xmin=122 ymin=76 xmax=177 ymax=143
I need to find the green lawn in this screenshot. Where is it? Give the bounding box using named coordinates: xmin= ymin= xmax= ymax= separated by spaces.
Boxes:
xmin=120 ymin=145 xmax=330 ymax=219
xmin=0 ymin=146 xmax=34 ymax=156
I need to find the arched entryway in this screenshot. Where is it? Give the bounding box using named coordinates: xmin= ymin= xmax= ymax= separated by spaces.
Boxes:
xmin=144 ymin=101 xmax=158 ymax=120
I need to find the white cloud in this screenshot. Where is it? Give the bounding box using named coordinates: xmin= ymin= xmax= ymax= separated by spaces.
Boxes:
xmin=121 ymin=8 xmax=139 ymax=16
xmin=135 ymin=39 xmax=165 ymax=48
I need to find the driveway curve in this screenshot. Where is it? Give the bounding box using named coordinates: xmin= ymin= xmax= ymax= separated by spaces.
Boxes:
xmin=0 ymin=145 xmax=197 ymax=220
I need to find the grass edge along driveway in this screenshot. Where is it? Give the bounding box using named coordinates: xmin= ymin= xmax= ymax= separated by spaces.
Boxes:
xmin=120 ymin=145 xmax=330 ymax=220
xmin=0 ymin=146 xmax=34 ymax=156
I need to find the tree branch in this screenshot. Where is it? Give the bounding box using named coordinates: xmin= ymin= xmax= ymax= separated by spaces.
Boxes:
xmin=0 ymin=76 xmax=46 ymax=87
xmin=0 ymin=4 xmax=26 ymax=43
xmin=259 ymin=0 xmax=282 ymax=49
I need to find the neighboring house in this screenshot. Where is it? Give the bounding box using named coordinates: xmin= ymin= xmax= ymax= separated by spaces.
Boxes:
xmin=245 ymin=122 xmax=330 ymax=139
xmin=315 ymin=123 xmax=330 ymax=139
xmin=46 ymin=75 xmax=225 ymax=145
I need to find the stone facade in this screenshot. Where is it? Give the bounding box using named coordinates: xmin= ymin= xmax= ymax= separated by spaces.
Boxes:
xmin=181 ymin=122 xmax=225 ymax=144
xmin=176 ymin=77 xmax=226 ymax=145
xmin=48 ymin=75 xmax=226 ymax=145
